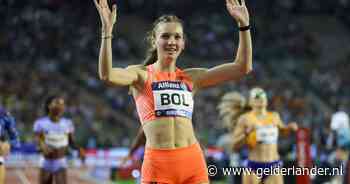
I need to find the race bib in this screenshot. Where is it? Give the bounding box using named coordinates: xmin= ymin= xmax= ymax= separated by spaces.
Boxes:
xmin=45 ymin=132 xmax=69 ymax=148
xmin=152 ymin=81 xmax=193 ymax=119
xmin=256 ymin=125 xmax=278 ymax=144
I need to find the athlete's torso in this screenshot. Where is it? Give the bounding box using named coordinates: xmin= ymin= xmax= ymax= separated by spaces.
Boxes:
xmin=33 ymin=116 xmax=74 ymax=159
xmin=131 ymin=64 xmax=198 ymax=149
xmin=246 ymin=111 xmax=280 ymax=162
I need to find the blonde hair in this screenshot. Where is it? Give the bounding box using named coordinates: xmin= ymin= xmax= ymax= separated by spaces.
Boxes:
xmin=217 ymin=92 xmax=249 ymax=131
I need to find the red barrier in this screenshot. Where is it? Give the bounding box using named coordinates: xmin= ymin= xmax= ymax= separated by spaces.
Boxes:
xmin=296 ymin=128 xmax=312 ymax=184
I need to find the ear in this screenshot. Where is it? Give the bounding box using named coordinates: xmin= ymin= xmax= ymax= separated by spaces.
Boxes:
xmin=151 ymin=34 xmax=158 ymax=49
xmin=152 ymin=40 xmax=156 ymax=49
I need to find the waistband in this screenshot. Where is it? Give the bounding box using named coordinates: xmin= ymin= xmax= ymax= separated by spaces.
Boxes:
xmin=144 ymin=142 xmax=201 ymax=159
xmin=42 ymin=158 xmax=67 ymax=173
xmin=247 ymin=160 xmax=282 ymax=169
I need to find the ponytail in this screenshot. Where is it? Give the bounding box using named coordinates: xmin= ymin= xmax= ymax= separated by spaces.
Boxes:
xmin=218 ymin=92 xmax=251 ymax=131
xmin=143 ymin=48 xmax=157 ymax=66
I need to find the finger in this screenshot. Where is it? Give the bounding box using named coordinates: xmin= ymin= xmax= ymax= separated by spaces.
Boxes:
xmin=226 ymin=0 xmax=235 ymax=11
xmin=101 ymin=0 xmax=109 ymax=8
xmin=93 ymin=0 xmax=100 ymax=9
xmin=226 ymin=0 xmax=235 ymax=6
xmin=112 ymin=4 xmax=117 ymax=14
xmin=241 ymin=0 xmax=246 ymax=6
xmin=231 ymin=0 xmax=239 ymax=6
xmin=112 ymin=4 xmax=117 ymax=22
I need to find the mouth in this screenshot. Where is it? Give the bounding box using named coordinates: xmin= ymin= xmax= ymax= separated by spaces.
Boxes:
xmin=164 ymin=47 xmax=178 ymax=55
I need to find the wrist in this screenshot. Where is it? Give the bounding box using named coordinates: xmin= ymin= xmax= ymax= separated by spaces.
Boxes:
xmin=239 ymin=25 xmax=250 ymax=32
xmin=101 ymin=26 xmax=113 ymax=35
xmin=102 ymin=35 xmax=113 ymax=39
xmin=238 ymin=21 xmax=249 ymax=27
xmin=101 ymin=33 xmax=113 ymax=39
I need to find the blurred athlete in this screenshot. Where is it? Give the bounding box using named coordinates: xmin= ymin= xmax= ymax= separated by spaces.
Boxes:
xmin=227 ymin=88 xmax=298 ymax=184
xmin=33 ymin=95 xmax=84 ymax=184
xmin=0 ymin=106 xmax=20 ymax=184
xmin=329 ymin=111 xmax=350 ymax=184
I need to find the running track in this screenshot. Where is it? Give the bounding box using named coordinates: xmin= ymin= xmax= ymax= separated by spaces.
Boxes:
xmin=5 ymin=167 xmax=99 ymax=184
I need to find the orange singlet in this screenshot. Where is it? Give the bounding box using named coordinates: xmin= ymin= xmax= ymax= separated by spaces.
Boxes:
xmin=246 ymin=111 xmax=279 ymax=145
xmin=134 ymin=64 xmax=194 ymax=124
xmin=134 ymin=64 xmax=209 ymax=184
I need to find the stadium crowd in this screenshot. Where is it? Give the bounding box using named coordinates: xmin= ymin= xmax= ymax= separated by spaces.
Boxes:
xmin=1 ymin=1 xmax=349 ymax=181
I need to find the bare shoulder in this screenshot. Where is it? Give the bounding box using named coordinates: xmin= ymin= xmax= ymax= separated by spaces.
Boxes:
xmin=271 ymin=111 xmax=280 ymax=118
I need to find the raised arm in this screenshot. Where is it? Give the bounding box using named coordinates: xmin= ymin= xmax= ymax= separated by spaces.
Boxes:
xmin=186 ymin=0 xmax=252 ymax=90
xmin=94 ymin=0 xmax=139 ymax=87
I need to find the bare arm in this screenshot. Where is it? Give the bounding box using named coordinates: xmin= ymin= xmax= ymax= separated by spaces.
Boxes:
xmin=35 ymin=133 xmax=50 ymax=156
xmin=68 ymin=133 xmax=85 ymax=159
xmin=94 ymin=0 xmax=140 ymax=87
xmin=275 ymin=112 xmax=298 ymax=137
xmin=185 ymin=0 xmax=252 ymax=90
xmin=232 ymin=116 xmax=249 ymax=151
xmin=128 ymin=127 xmax=146 ymax=157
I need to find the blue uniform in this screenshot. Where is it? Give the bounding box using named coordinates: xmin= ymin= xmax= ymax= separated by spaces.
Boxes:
xmin=0 ymin=107 xmax=20 ymax=148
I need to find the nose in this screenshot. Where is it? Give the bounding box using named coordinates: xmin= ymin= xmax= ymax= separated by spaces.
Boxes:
xmin=167 ymin=36 xmax=176 ymax=45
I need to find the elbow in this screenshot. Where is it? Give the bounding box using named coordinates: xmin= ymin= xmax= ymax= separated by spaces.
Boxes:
xmin=237 ymin=61 xmax=252 ymax=75
xmin=243 ymin=58 xmax=253 ymax=74
xmin=99 ymin=70 xmax=110 ymax=82
xmin=99 ymin=74 xmax=113 ymax=86
xmin=99 ymin=74 xmax=108 ymax=82
xmin=243 ymin=65 xmax=252 ymax=75
xmin=234 ymin=57 xmax=253 ymax=75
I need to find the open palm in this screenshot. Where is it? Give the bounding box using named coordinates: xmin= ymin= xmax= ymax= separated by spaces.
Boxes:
xmin=93 ymin=0 xmax=117 ymax=34
xmin=226 ymin=0 xmax=250 ymax=27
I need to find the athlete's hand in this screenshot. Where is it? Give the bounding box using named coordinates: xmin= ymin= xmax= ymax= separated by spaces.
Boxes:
xmin=78 ymin=148 xmax=86 ymax=161
xmin=120 ymin=155 xmax=132 ymax=167
xmin=41 ymin=144 xmax=54 ymax=157
xmin=245 ymin=123 xmax=255 ymax=135
xmin=226 ymin=0 xmax=250 ymax=27
xmin=287 ymin=122 xmax=298 ymax=132
xmin=93 ymin=0 xmax=117 ymax=35
xmin=0 ymin=142 xmax=10 ymax=156
xmin=42 ymin=146 xmax=67 ymax=159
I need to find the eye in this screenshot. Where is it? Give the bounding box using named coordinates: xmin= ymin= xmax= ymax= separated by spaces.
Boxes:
xmin=175 ymin=34 xmax=182 ymax=40
xmin=161 ymin=33 xmax=170 ymax=39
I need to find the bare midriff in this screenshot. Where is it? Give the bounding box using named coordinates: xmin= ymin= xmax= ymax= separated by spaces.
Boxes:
xmin=142 ymin=116 xmax=197 ymax=149
xmin=248 ymin=144 xmax=279 ymax=162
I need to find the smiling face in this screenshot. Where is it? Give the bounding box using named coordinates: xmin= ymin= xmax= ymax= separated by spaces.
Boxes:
xmin=154 ymin=22 xmax=185 ymax=64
